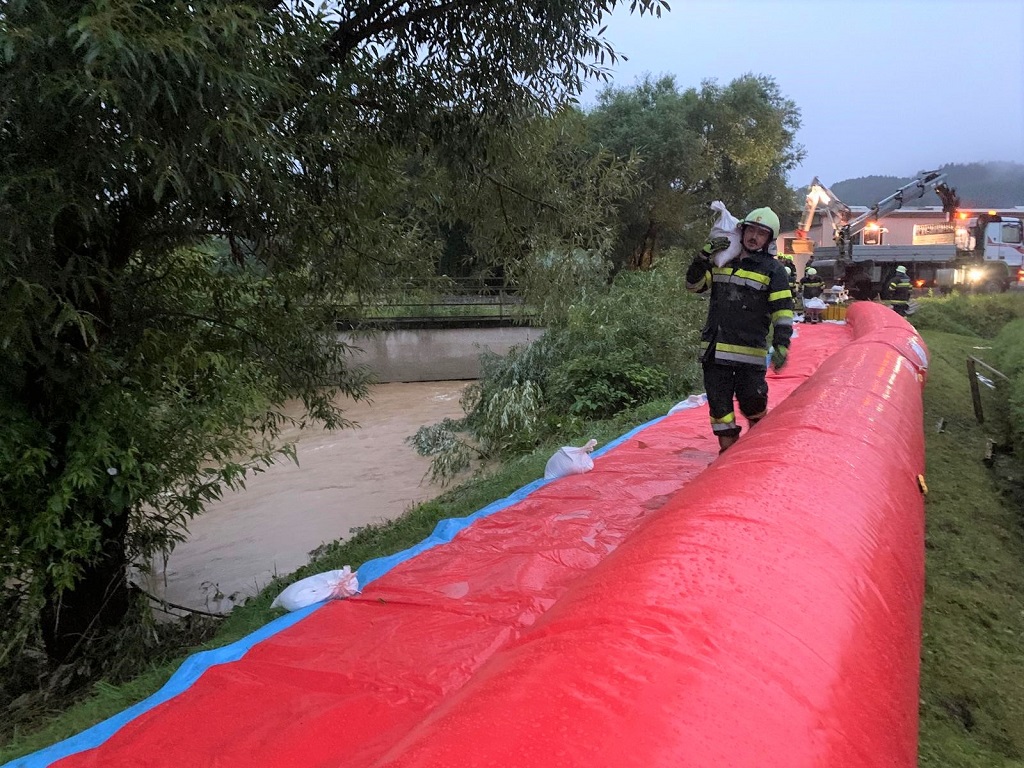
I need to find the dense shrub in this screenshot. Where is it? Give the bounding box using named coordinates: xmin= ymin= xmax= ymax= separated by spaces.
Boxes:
xmin=911 ymin=293 xmax=1024 ymax=338
xmin=553 ymin=253 xmax=704 ymax=397
xmin=547 ymin=347 xmax=669 ymax=419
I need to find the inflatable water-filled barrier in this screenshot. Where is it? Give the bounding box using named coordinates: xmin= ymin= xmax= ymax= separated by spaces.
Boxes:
xmin=11 ymin=302 xmax=926 ymax=768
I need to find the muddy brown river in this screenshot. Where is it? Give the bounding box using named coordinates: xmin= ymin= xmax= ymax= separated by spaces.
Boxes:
xmin=143 ymin=381 xmax=470 ymax=613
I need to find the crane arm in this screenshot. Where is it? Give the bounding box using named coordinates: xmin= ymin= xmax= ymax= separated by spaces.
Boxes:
xmin=837 ymin=170 xmax=948 ymax=246
xmin=934 ymin=182 xmax=961 ymax=215
xmin=796 ymin=178 xmax=852 ymax=238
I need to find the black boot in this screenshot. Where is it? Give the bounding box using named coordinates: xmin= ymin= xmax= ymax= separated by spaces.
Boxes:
xmin=717 ymin=434 xmax=739 ymax=454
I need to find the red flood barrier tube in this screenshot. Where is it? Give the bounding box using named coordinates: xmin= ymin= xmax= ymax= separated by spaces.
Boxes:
xmin=375 ymin=303 xmax=927 ymax=768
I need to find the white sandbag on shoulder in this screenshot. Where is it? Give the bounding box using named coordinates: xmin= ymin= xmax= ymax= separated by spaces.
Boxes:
xmin=709 ymin=201 xmax=743 ymax=267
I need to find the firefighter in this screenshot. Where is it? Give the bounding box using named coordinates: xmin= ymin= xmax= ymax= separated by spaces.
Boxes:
xmin=800 ymin=267 xmax=826 ymax=324
xmin=686 ymin=207 xmax=794 ymax=454
xmin=888 ymin=265 xmax=912 ymax=316
xmin=784 ymin=266 xmax=797 ymax=299
xmin=780 ymin=255 xmax=798 ymax=294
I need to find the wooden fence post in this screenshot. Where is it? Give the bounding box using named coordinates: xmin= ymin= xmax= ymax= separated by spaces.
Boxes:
xmin=967 ymin=357 xmax=984 ymax=424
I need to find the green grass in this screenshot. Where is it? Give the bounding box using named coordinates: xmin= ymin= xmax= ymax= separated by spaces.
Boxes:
xmin=4 ymin=330 xmax=1024 ymax=765
xmin=918 ymin=329 xmax=1024 ymax=766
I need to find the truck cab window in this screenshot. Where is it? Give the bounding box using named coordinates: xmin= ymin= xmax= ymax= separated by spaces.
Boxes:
xmin=862 ymin=225 xmax=887 ymax=246
xmin=1002 ymin=223 xmax=1022 ymax=245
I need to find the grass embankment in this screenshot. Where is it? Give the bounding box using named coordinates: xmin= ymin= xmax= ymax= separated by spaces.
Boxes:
xmin=917 ymin=326 xmax=1024 ymax=766
xmin=4 ymin=310 xmax=1024 ymax=765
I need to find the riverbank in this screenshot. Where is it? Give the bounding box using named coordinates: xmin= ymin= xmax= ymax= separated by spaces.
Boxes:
xmin=140 ymin=381 xmax=471 ymax=613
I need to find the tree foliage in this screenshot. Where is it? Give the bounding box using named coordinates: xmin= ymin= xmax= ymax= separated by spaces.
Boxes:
xmin=409 ymin=106 xmax=638 ymax=324
xmin=586 ymin=74 xmax=804 ymax=269
xmin=0 ymin=0 xmax=660 ymax=669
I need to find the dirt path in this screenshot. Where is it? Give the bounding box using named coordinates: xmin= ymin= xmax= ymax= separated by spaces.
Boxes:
xmin=143 ymin=381 xmax=470 ymax=612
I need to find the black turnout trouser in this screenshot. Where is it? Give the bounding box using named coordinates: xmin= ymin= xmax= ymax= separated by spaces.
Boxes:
xmin=703 ymin=361 xmax=769 ymax=438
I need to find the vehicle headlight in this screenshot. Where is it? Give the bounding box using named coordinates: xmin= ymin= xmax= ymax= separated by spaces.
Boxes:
xmin=968 ymin=268 xmax=985 ymax=282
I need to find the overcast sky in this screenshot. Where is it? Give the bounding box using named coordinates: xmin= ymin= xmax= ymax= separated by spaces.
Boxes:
xmin=579 ymin=0 xmax=1024 ymax=186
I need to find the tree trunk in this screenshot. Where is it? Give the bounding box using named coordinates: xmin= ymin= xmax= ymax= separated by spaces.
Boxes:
xmin=33 ymin=213 xmax=136 ymax=664
xmin=628 ymin=219 xmax=659 ymax=270
xmin=41 ymin=505 xmax=131 ymax=663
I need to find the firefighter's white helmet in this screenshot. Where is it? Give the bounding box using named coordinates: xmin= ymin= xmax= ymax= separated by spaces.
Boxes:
xmin=741 ymin=207 xmax=781 ymax=239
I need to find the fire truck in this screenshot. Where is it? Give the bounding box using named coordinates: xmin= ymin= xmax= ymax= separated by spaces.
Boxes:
xmin=794 ymin=172 xmax=1024 ymax=300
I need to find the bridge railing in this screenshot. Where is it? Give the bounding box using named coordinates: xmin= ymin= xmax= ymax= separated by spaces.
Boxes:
xmin=337 ymin=277 xmax=538 ymax=329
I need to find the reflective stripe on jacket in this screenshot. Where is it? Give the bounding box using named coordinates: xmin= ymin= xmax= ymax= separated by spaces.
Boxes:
xmin=686 ymin=250 xmax=794 ymax=368
xmin=888 ymin=273 xmax=912 ymax=303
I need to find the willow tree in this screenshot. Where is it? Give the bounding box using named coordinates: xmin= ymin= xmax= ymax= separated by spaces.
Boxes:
xmin=0 ymin=0 xmax=662 ymax=665
xmin=586 ymin=74 xmax=804 ymax=270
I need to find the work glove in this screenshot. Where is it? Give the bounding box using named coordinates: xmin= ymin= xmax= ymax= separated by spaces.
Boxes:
xmin=700 ymin=236 xmax=731 ymax=259
xmin=771 ymin=345 xmax=789 ymax=372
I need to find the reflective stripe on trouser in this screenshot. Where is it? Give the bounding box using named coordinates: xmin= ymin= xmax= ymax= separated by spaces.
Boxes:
xmin=711 ymin=411 xmax=737 ymax=433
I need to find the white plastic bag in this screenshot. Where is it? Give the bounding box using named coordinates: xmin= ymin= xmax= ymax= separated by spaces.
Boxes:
xmin=803 ymin=297 xmax=827 ymax=310
xmin=271 ymin=566 xmax=360 ymax=612
xmin=544 ymin=439 xmax=598 ymax=480
xmin=668 ymin=393 xmax=708 ymax=414
xmin=708 ymin=201 xmax=743 ymax=267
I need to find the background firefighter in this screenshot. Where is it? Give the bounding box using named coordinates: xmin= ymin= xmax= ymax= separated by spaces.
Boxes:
xmin=888 ymin=265 xmax=912 ymax=315
xmin=800 ymin=266 xmax=826 ymax=323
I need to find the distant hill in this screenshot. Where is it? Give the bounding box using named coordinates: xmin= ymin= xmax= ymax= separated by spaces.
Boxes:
xmin=827 ymin=162 xmax=1024 ymax=208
